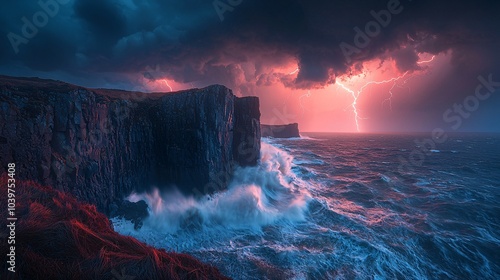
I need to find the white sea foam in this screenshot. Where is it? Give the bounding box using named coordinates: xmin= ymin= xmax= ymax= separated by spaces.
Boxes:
xmin=124 ymin=142 xmax=312 ymax=234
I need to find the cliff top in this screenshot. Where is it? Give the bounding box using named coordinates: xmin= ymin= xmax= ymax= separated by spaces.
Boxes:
xmin=0 ymin=75 xmax=233 ymax=101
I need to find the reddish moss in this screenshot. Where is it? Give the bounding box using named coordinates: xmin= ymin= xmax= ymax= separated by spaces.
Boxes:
xmin=0 ymin=175 xmax=230 ymax=280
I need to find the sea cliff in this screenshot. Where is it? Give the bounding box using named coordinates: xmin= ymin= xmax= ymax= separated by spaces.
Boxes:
xmin=0 ymin=75 xmax=261 ymax=213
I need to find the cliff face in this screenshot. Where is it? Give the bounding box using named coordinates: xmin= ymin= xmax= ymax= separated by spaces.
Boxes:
xmin=0 ymin=76 xmax=260 ymax=213
xmin=233 ymin=97 xmax=261 ymax=166
xmin=261 ymin=123 xmax=300 ymax=138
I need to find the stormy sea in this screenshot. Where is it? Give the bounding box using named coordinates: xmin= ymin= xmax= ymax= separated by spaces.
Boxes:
xmin=113 ymin=133 xmax=500 ymax=279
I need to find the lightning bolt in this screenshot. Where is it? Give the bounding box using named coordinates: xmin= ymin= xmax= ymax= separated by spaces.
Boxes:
xmin=299 ymin=90 xmax=312 ymax=113
xmin=160 ymin=79 xmax=173 ymax=92
xmin=417 ymin=55 xmax=436 ymax=64
xmin=336 ymin=55 xmax=436 ymax=132
xmin=382 ymin=72 xmax=421 ymax=110
xmin=337 ymin=72 xmax=410 ymax=132
xmin=288 ymin=68 xmax=299 ymax=75
xmin=382 ymin=82 xmax=397 ymax=111
xmin=336 ymin=81 xmax=362 ymax=131
xmin=384 ymin=55 xmax=436 ymax=109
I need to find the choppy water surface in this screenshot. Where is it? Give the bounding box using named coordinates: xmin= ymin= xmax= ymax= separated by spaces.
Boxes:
xmin=113 ymin=133 xmax=500 ymax=279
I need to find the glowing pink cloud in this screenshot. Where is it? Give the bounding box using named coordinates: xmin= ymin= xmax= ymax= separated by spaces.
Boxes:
xmin=129 ymin=52 xmax=450 ymax=133
xmin=254 ymin=52 xmax=446 ymax=133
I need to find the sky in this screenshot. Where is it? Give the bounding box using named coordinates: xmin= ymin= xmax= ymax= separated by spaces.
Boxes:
xmin=1 ymin=0 xmax=499 ymax=132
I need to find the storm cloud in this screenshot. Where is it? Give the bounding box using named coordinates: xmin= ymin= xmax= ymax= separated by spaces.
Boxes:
xmin=1 ymin=0 xmax=499 ymax=131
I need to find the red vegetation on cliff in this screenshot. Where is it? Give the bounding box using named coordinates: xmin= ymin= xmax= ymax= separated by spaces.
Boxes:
xmin=0 ymin=175 xmax=230 ymax=280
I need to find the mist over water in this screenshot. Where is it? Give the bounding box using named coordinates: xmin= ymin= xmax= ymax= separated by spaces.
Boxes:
xmin=113 ymin=133 xmax=500 ymax=279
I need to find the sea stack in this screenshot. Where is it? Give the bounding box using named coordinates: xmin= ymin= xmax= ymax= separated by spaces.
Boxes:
xmin=261 ymin=123 xmax=300 ymax=138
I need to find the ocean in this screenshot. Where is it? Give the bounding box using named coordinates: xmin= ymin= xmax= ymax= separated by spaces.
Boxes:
xmin=113 ymin=133 xmax=500 ymax=279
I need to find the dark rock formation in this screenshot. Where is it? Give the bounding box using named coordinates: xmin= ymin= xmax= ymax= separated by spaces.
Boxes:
xmin=0 ymin=76 xmax=260 ymax=213
xmin=233 ymin=97 xmax=261 ymax=166
xmin=0 ymin=176 xmax=230 ymax=280
xmin=261 ymin=123 xmax=300 ymax=138
xmin=109 ymin=200 xmax=149 ymax=230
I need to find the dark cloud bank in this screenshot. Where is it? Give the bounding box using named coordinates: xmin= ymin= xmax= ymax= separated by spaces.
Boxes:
xmin=1 ymin=0 xmax=499 ymax=131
